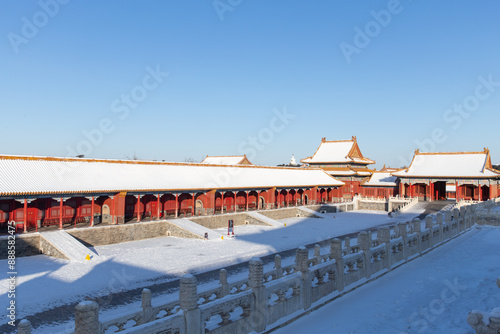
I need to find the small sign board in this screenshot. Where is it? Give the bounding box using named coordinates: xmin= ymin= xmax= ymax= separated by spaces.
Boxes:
xmin=228 ymin=219 xmax=234 ymax=236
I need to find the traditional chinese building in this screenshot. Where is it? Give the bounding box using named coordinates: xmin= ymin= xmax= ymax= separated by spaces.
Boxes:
xmin=201 ymin=155 xmax=253 ymax=165
xmin=361 ymin=171 xmax=398 ymax=198
xmin=392 ymin=149 xmax=500 ymax=201
xmin=0 ymin=154 xmax=343 ymax=233
xmin=301 ymin=136 xmax=375 ymax=199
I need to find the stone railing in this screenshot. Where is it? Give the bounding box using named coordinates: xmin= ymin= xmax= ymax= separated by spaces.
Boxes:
xmin=467 ymin=278 xmax=500 ymax=334
xmin=19 ymin=203 xmax=480 ymax=334
xmin=389 ymin=196 xmax=418 ymax=217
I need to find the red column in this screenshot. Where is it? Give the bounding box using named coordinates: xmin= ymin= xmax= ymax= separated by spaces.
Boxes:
xmin=455 ymin=182 xmax=460 ymax=202
xmin=23 ymin=199 xmax=27 ymax=233
xmin=157 ymin=194 xmax=161 ymax=219
xmin=112 ymin=195 xmax=116 ymax=224
xmin=246 ymin=191 xmax=249 ymax=211
xmin=137 ymin=195 xmax=141 ymax=222
xmin=175 ymin=193 xmax=179 ymax=218
xmin=90 ymin=196 xmax=95 ymax=227
xmin=192 ymin=193 xmax=195 ymax=216
xmin=234 ymin=192 xmax=237 ymax=212
xmin=221 ymin=192 xmax=224 ymax=213
xmin=479 ymin=184 xmax=482 ymax=202
xmin=59 ymin=198 xmax=63 ymax=229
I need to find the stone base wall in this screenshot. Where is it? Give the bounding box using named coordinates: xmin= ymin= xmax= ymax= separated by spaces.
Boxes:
xmin=358 ymin=202 xmax=387 ymax=211
xmin=0 ymin=234 xmax=41 ymax=259
xmin=191 ymin=213 xmax=270 ymax=229
xmin=68 ymin=220 xmax=201 ymax=247
xmin=308 ymin=205 xmax=337 ymax=213
xmin=259 ymin=208 xmax=302 ymax=220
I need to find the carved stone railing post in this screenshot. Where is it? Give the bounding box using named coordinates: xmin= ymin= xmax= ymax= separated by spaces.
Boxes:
xmin=296 ymin=247 xmax=312 ymax=310
xmin=436 ymin=213 xmax=444 ymax=243
xmin=248 ymin=257 xmax=266 ymax=332
xmin=379 ymin=227 xmax=391 ymax=269
xmin=453 ymin=208 xmax=460 ymax=235
xmin=344 ymin=237 xmax=351 ymax=254
xmin=445 ymin=210 xmax=452 ymax=224
xmin=219 ymin=269 xmax=229 ymax=298
xmin=358 ymin=231 xmax=371 ymax=278
xmin=331 ymin=239 xmax=344 ymax=291
xmin=460 ymin=207 xmax=466 ymax=232
xmin=275 ymin=255 xmax=283 ymax=279
xmin=412 ymin=218 xmax=422 ymax=253
xmin=314 ymin=244 xmax=321 ymax=265
xmin=18 ymin=319 xmax=31 ymax=334
xmin=180 ymin=274 xmax=201 ymax=334
xmin=425 ymin=216 xmax=434 ymax=248
xmin=75 ymin=301 xmax=100 ymax=334
xmin=139 ymin=288 xmax=154 ymax=325
xmin=398 ymin=223 xmax=408 ymax=260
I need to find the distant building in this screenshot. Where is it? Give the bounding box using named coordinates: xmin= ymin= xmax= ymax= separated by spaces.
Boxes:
xmin=392 ymin=149 xmax=500 ymax=201
xmin=277 ymin=154 xmax=303 ymax=168
xmin=361 ymin=171 xmax=398 ymax=198
xmin=201 ymin=155 xmax=253 ymax=165
xmin=301 ymin=136 xmax=375 ymax=199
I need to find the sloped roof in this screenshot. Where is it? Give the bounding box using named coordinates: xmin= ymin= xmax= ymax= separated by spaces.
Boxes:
xmin=0 ymin=155 xmax=343 ymax=196
xmin=392 ymin=149 xmax=500 ymax=178
xmin=201 ymin=155 xmax=253 ymax=165
xmin=301 ymin=136 xmax=375 ymax=165
xmin=362 ymin=172 xmax=398 ymax=187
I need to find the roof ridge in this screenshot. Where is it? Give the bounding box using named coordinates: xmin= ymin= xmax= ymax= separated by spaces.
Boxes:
xmin=0 ymin=154 xmax=304 ymax=171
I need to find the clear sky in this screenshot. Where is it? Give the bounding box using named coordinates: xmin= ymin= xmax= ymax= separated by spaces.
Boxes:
xmin=1 ymin=0 xmax=499 ymax=168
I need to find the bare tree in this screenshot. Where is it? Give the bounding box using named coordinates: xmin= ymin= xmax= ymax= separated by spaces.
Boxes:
xmin=125 ymin=152 xmax=140 ymax=160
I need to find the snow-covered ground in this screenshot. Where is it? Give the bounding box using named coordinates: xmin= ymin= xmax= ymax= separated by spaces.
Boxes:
xmin=0 ymin=206 xmax=426 ymax=332
xmin=273 ymin=226 xmax=500 ymax=334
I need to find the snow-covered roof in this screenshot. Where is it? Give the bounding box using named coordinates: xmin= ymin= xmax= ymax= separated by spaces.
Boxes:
xmin=301 ymin=137 xmax=375 ymax=165
xmin=201 ymin=155 xmax=252 ymax=165
xmin=326 ymin=170 xmax=356 ymax=176
xmin=392 ymin=150 xmax=500 ymax=179
xmin=0 ymin=155 xmax=343 ymax=196
xmin=363 ymin=172 xmax=398 ymax=187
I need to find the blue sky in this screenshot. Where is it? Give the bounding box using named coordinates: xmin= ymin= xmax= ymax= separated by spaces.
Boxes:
xmin=1 ymin=0 xmax=499 ymax=168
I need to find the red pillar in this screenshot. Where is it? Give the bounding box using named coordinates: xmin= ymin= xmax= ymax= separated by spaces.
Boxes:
xmin=175 ymin=193 xmax=179 ymax=218
xmin=234 ymin=192 xmax=237 ymax=212
xmin=59 ymin=197 xmax=63 ymax=229
xmin=192 ymin=193 xmax=195 ymax=216
xmin=137 ymin=195 xmax=141 ymax=222
xmin=23 ymin=199 xmax=27 ymax=233
xmin=157 ymin=194 xmax=161 ymax=219
xmin=245 ymin=191 xmax=249 ymax=211
xmin=90 ymin=196 xmax=95 ymax=227
xmin=221 ymin=192 xmax=224 ymax=213
xmin=479 ymin=184 xmax=482 ymax=202
xmin=112 ymin=195 xmax=116 ymax=224
xmin=456 ymin=182 xmax=460 ymax=202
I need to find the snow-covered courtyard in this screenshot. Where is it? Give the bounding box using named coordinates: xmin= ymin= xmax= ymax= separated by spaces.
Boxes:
xmin=4 ymin=203 xmax=500 ymax=334
xmin=1 ymin=207 xmax=425 ymax=332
